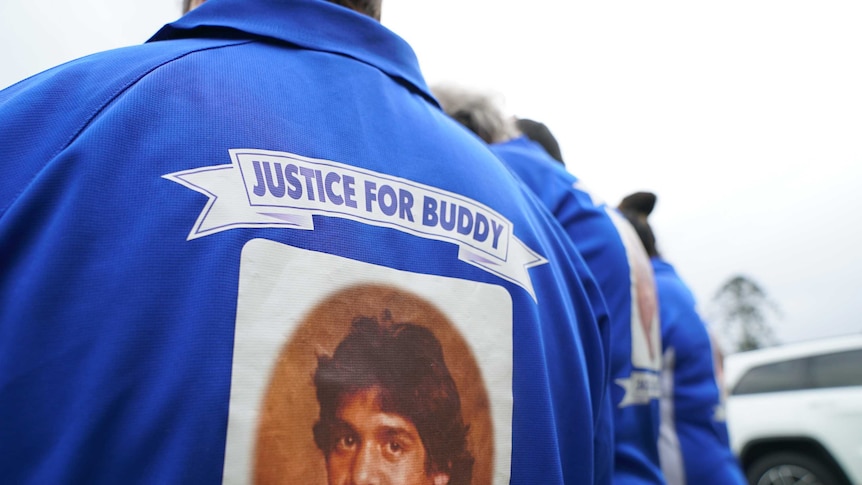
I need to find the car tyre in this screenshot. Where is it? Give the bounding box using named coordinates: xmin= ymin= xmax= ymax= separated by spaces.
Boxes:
xmin=747 ymin=451 xmax=844 ymax=485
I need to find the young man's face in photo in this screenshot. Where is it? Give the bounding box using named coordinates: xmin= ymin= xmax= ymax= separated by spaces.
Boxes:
xmin=325 ymin=387 xmax=450 ymax=485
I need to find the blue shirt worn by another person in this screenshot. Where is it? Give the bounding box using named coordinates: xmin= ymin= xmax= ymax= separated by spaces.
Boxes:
xmin=652 ymin=258 xmax=746 ymax=485
xmin=0 ymin=0 xmax=609 ymax=483
xmin=492 ymin=136 xmax=665 ymax=485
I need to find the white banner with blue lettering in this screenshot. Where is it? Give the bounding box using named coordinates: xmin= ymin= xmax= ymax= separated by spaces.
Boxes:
xmin=164 ymin=149 xmax=547 ymax=298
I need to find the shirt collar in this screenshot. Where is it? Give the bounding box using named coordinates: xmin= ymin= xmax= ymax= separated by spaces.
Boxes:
xmin=148 ymin=0 xmax=436 ymax=105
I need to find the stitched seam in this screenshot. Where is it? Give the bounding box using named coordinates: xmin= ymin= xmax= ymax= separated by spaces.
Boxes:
xmin=0 ymin=39 xmax=255 ymax=220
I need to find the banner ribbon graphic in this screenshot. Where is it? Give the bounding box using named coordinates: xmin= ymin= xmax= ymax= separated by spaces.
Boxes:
xmin=164 ymin=149 xmax=547 ymax=299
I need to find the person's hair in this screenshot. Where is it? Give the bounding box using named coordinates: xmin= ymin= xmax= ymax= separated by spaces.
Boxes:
xmin=313 ymin=314 xmax=474 ymax=484
xmin=618 ymin=191 xmax=660 ymax=257
xmin=432 ymin=84 xmax=518 ymax=144
xmin=329 ymin=0 xmax=382 ymax=20
xmin=183 ymin=0 xmax=381 ymax=20
xmin=515 ymin=118 xmax=564 ymax=165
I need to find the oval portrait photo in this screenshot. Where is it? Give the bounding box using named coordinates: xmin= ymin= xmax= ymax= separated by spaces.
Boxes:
xmin=253 ymin=284 xmax=493 ymax=485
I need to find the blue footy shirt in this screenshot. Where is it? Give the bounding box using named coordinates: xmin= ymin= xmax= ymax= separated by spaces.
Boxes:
xmin=0 ymin=0 xmax=609 ymax=483
xmin=652 ymin=259 xmax=746 ymax=485
xmin=491 ymin=137 xmax=665 ymax=485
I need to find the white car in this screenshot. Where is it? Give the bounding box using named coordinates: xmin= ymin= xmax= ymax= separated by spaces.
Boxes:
xmin=724 ymin=334 xmax=862 ymax=485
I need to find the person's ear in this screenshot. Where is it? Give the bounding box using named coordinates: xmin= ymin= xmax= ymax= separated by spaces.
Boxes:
xmin=431 ymin=472 xmax=450 ymax=485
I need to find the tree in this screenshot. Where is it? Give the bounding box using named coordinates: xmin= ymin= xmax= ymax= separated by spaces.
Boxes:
xmin=711 ymin=274 xmax=781 ymax=352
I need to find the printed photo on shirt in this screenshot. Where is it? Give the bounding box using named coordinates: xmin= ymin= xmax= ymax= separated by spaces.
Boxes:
xmin=607 ymin=209 xmax=662 ymax=372
xmin=222 ymin=239 xmax=513 ymax=485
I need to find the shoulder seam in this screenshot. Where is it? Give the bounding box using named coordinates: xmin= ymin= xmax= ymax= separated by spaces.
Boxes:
xmin=56 ymin=39 xmax=255 ymax=157
xmin=0 ymin=39 xmax=254 ymax=219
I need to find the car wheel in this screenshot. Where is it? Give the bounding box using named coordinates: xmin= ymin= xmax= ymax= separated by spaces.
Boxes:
xmin=747 ymin=451 xmax=844 ymax=485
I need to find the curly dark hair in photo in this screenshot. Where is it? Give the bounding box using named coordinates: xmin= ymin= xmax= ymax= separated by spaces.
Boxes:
xmin=313 ymin=314 xmax=474 ymax=484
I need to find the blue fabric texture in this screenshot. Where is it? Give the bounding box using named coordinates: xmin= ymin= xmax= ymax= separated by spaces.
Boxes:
xmin=652 ymin=259 xmax=746 ymax=485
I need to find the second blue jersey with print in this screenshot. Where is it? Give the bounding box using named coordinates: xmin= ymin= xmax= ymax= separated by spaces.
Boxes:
xmin=492 ymin=137 xmax=665 ymax=485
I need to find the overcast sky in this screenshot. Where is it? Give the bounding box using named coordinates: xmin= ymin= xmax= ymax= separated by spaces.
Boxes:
xmin=2 ymin=0 xmax=860 ymax=351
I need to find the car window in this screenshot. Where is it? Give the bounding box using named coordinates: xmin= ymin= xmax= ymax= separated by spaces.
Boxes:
xmin=809 ymin=349 xmax=862 ymax=388
xmin=732 ymin=358 xmax=808 ymax=395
